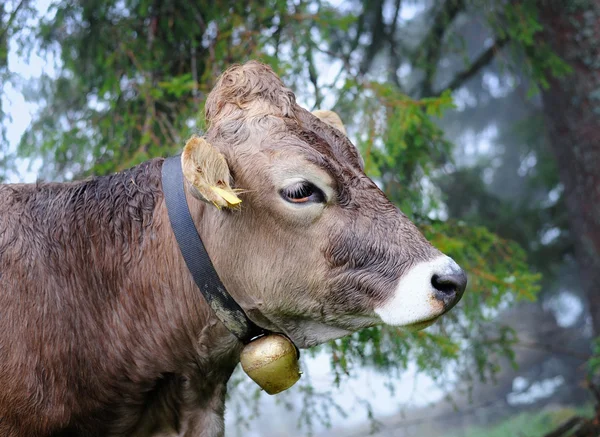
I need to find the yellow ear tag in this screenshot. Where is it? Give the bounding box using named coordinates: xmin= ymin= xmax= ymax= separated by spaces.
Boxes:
xmin=211 ymin=186 xmax=242 ymax=206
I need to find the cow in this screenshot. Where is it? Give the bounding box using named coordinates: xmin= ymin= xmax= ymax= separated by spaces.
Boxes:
xmin=0 ymin=61 xmax=466 ymax=437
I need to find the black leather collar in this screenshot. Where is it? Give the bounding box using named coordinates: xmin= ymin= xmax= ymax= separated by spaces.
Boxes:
xmin=161 ymin=155 xmax=265 ymax=344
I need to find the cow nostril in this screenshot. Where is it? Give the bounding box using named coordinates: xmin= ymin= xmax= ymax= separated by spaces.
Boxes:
xmin=431 ymin=270 xmax=467 ymax=302
xmin=431 ymin=274 xmax=454 ymax=296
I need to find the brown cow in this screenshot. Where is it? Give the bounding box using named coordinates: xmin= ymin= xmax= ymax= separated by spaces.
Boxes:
xmin=0 ymin=61 xmax=466 ymax=437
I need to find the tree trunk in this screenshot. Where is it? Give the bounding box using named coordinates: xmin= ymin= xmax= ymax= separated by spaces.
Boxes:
xmin=539 ymin=1 xmax=600 ymax=337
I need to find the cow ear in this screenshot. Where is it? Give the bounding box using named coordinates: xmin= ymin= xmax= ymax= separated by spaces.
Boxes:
xmin=312 ymin=110 xmax=347 ymax=136
xmin=312 ymin=109 xmax=364 ymax=169
xmin=181 ymin=136 xmax=242 ymax=209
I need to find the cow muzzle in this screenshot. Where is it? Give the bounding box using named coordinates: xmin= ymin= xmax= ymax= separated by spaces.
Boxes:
xmin=374 ymin=255 xmax=467 ymax=328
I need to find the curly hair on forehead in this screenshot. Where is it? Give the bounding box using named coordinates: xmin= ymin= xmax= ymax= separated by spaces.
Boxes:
xmin=203 ymin=61 xmax=363 ymax=173
xmin=205 ymin=61 xmax=298 ymax=127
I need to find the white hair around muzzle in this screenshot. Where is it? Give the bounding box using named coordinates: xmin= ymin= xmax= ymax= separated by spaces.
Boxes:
xmin=374 ymin=255 xmax=464 ymax=328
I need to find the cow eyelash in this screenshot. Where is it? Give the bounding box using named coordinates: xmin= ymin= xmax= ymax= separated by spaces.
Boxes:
xmin=280 ymin=181 xmax=326 ymax=204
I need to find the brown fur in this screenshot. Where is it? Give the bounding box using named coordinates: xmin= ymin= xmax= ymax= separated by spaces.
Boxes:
xmin=0 ymin=61 xmax=451 ymax=437
xmin=0 ymin=161 xmax=240 ymax=436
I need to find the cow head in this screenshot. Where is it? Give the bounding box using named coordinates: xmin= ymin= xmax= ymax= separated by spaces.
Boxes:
xmin=182 ymin=61 xmax=466 ymax=348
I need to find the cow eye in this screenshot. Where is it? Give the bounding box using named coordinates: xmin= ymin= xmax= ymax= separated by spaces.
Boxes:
xmin=280 ymin=181 xmax=325 ymax=204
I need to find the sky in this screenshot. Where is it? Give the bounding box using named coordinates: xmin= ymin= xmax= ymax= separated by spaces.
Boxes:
xmin=3 ymin=0 xmax=57 ymax=182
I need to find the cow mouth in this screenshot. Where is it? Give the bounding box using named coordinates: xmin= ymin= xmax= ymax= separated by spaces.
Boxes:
xmin=401 ymin=315 xmax=440 ymax=331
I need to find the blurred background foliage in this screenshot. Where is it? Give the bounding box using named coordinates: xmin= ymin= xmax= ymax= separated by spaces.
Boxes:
xmin=1 ymin=0 xmax=598 ymax=436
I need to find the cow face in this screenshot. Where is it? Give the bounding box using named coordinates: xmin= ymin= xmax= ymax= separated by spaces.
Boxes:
xmin=182 ymin=62 xmax=466 ymax=348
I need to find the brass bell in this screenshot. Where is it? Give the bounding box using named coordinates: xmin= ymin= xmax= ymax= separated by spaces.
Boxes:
xmin=240 ymin=334 xmax=301 ymax=395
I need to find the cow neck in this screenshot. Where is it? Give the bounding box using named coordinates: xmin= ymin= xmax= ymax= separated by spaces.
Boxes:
xmin=161 ymin=155 xmax=265 ymax=344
